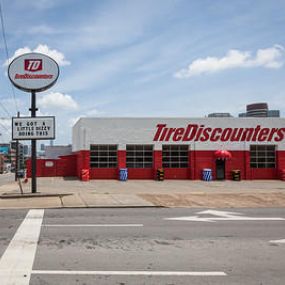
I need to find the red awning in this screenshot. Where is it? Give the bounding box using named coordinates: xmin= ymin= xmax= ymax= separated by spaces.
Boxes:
xmin=214 ymin=150 xmax=232 ymax=160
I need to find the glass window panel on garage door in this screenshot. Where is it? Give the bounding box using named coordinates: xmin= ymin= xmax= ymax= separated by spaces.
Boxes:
xmin=126 ymin=145 xmax=153 ymax=168
xmin=250 ymin=145 xmax=276 ymax=168
xmin=90 ymin=144 xmax=118 ymax=168
xmin=162 ymin=145 xmax=189 ymax=168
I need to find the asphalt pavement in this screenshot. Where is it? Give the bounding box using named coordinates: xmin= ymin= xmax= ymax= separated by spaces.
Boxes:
xmin=0 ymin=207 xmax=285 ymax=285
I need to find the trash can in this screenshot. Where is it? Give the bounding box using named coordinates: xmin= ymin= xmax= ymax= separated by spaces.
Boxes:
xmin=156 ymin=168 xmax=164 ymax=181
xmin=202 ymin=168 xmax=212 ymax=181
xmin=119 ymin=168 xmax=128 ymax=181
xmin=81 ymin=169 xmax=89 ymax=181
xmin=231 ymin=169 xmax=241 ymax=181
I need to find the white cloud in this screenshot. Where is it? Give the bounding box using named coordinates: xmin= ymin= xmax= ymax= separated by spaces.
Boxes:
xmin=174 ymin=45 xmax=284 ymax=78
xmin=38 ymin=92 xmax=78 ymax=110
xmin=4 ymin=44 xmax=70 ymax=66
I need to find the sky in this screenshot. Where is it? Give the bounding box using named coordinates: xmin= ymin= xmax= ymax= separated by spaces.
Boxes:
xmin=0 ymin=0 xmax=284 ymax=145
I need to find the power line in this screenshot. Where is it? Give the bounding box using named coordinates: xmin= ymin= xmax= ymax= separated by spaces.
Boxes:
xmin=0 ymin=99 xmax=11 ymax=117
xmin=0 ymin=119 xmax=10 ymax=133
xmin=0 ymin=2 xmax=9 ymax=60
xmin=0 ymin=1 xmax=19 ymax=113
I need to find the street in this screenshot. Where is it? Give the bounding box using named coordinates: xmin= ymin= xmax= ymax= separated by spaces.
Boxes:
xmin=0 ymin=208 xmax=285 ymax=285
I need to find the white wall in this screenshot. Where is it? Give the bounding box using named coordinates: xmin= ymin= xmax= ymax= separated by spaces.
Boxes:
xmin=72 ymin=117 xmax=285 ymax=151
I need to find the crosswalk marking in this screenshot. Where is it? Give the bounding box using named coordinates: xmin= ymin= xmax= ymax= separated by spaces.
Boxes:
xmin=0 ymin=209 xmax=44 ymax=285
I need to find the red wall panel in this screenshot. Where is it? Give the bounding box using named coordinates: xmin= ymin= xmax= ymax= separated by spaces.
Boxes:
xmin=250 ymin=168 xmax=277 ymax=179
xmin=26 ymin=149 xmax=284 ymax=180
xmin=26 ymin=155 xmax=77 ymax=178
xmin=56 ymin=155 xmax=77 ymax=176
xmin=153 ymin=151 xmax=162 ymax=170
xmin=193 ymin=151 xmax=216 ymax=180
xmin=75 ymin=150 xmax=90 ymax=178
xmin=89 ymin=168 xmax=117 ymax=179
xmin=128 ymin=168 xmax=153 ymax=179
xmin=42 ymin=160 xmax=57 ymax=177
xmin=153 ymin=150 xmax=163 ymax=179
xmin=277 ymin=150 xmax=285 ymax=170
xmin=225 ymin=151 xmax=246 ymax=180
xmin=117 ymin=150 xmax=126 ymax=168
xmin=164 ymin=168 xmax=189 ymax=179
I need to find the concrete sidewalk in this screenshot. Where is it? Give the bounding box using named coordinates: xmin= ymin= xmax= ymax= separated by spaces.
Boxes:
xmin=0 ymin=177 xmax=285 ymax=209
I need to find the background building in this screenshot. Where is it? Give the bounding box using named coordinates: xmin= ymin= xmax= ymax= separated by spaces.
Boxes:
xmin=239 ymin=102 xmax=280 ymax=118
xmin=208 ymin=113 xmax=232 ymax=118
xmin=0 ymin=142 xmax=26 ymax=172
xmin=45 ymin=145 xmax=72 ymax=159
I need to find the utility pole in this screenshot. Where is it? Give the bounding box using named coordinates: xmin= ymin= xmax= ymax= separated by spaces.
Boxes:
xmin=15 ymin=111 xmax=19 ymax=182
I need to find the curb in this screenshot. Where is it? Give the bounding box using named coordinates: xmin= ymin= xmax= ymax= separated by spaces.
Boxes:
xmin=0 ymin=205 xmax=162 ymax=210
xmin=0 ymin=193 xmax=73 ymax=199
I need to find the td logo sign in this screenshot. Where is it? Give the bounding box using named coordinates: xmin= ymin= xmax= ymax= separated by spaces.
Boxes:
xmin=24 ymin=59 xmax=43 ymax=72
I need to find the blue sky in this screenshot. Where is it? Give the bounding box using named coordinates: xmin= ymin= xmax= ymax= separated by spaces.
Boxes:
xmin=0 ymin=0 xmax=284 ymax=144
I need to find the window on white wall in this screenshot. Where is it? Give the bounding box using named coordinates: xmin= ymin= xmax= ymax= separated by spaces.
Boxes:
xmin=162 ymin=145 xmax=189 ymax=168
xmin=250 ymin=145 xmax=276 ymax=168
xmin=126 ymin=145 xmax=153 ymax=168
xmin=90 ymin=145 xmax=117 ymax=168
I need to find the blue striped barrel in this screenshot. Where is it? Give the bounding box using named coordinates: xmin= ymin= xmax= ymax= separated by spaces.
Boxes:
xmin=119 ymin=168 xmax=128 ymax=181
xmin=202 ymin=168 xmax=212 ymax=181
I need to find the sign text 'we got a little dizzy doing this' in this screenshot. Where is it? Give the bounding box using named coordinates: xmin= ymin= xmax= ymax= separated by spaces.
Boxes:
xmin=12 ymin=117 xmax=55 ymax=140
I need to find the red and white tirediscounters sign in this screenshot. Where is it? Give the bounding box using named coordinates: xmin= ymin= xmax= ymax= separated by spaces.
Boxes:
xmin=8 ymin=52 xmax=59 ymax=92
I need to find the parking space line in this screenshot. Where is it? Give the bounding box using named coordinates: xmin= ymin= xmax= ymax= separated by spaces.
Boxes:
xmin=0 ymin=209 xmax=44 ymax=285
xmin=43 ymin=224 xmax=144 ymax=227
xmin=32 ymin=270 xmax=227 ymax=276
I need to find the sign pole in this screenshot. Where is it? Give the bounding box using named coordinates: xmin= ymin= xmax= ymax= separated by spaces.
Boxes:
xmin=30 ymin=91 xmax=38 ymax=193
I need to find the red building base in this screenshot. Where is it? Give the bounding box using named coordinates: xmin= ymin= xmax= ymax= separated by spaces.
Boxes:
xmin=26 ymin=149 xmax=285 ymax=180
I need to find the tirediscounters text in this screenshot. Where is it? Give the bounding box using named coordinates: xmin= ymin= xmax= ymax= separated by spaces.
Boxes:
xmin=153 ymin=124 xmax=285 ymax=142
xmin=14 ymin=73 xmax=53 ymax=79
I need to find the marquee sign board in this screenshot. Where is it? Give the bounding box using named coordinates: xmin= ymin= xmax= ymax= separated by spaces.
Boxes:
xmin=12 ymin=116 xmax=55 ymax=140
xmin=8 ymin=52 xmax=59 ymax=92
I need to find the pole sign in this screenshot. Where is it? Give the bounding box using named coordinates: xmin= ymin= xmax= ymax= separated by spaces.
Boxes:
xmin=12 ymin=116 xmax=55 ymax=140
xmin=8 ymin=52 xmax=59 ymax=193
xmin=8 ymin=52 xmax=59 ymax=92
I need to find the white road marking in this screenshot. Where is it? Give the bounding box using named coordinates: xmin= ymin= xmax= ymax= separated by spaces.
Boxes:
xmin=32 ymin=270 xmax=227 ymax=276
xmin=0 ymin=209 xmax=44 ymax=285
xmin=43 ymin=224 xmax=143 ymax=227
xmin=197 ymin=210 xmax=242 ymax=217
xmin=167 ymin=216 xmax=285 ymax=222
xmin=165 ymin=210 xmax=285 ymax=223
xmin=269 ymin=239 xmax=285 ymax=244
